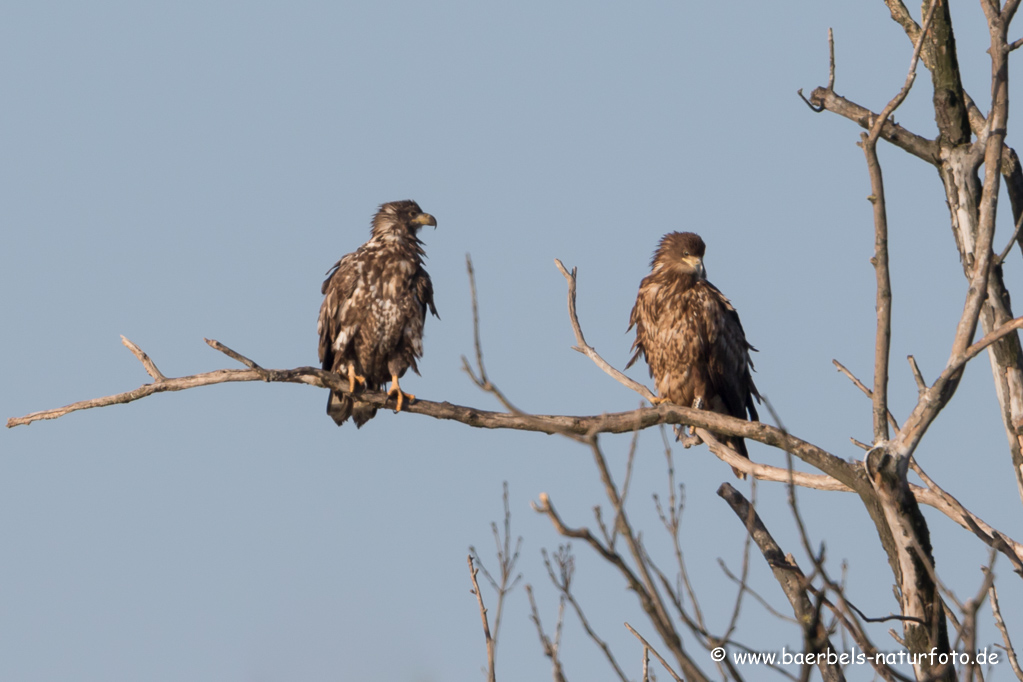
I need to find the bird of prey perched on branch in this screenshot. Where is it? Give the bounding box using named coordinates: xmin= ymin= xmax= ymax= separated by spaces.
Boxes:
xmin=626 ymin=232 xmax=760 ymax=477
xmin=318 ymin=200 xmax=438 ymax=427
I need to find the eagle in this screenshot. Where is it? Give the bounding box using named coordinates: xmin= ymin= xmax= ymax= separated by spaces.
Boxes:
xmin=626 ymin=232 xmax=760 ymax=477
xmin=317 ymin=200 xmax=438 ymax=427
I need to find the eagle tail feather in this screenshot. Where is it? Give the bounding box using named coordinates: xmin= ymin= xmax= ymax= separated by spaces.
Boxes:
xmin=727 ymin=436 xmax=749 ymax=480
xmin=327 ymin=391 xmax=353 ymax=426
xmin=326 ymin=390 xmax=377 ymax=428
xmin=351 ymin=405 xmax=377 ymax=427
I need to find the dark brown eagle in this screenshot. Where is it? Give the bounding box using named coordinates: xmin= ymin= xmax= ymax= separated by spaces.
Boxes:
xmin=317 ymin=200 xmax=438 ymax=427
xmin=626 ymin=232 xmax=760 ymax=477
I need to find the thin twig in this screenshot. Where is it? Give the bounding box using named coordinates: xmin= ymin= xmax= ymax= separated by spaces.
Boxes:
xmin=832 ymin=359 xmax=900 ymax=433
xmin=910 ymin=459 xmax=1023 ymax=573
xmin=989 ymin=583 xmax=1023 ymax=681
xmin=468 ymin=481 xmax=523 ymax=656
xmin=554 ymin=258 xmax=657 ymax=403
xmin=907 ymin=356 xmax=927 ymax=393
xmin=657 ymin=426 xmax=709 ymax=635
xmin=612 ymin=427 xmax=642 ymax=548
xmin=467 ymin=554 xmax=496 ymax=682
xmin=721 ymin=478 xmax=756 ymax=643
xmin=205 ymin=338 xmax=270 ymax=379
xmin=798 ymin=88 xmax=826 ymax=113
xmin=827 ymin=27 xmax=836 ymax=91
xmin=525 ymin=584 xmax=568 ymax=682
xmin=120 ymin=335 xmax=166 ymax=381
xmin=624 ymin=623 xmax=684 ymax=682
xmin=955 ymin=558 xmax=997 ymax=681
xmin=996 ymin=210 xmax=1023 ymax=265
xmin=462 ymin=254 xmax=524 ymax=414
xmin=717 ymin=557 xmax=798 ymax=624
xmin=541 ymin=546 xmax=629 ymax=682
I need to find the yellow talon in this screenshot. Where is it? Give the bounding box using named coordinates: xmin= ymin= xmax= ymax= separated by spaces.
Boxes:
xmin=387 ymin=374 xmax=415 ymax=412
xmin=347 ymin=365 xmax=367 ymax=394
xmin=650 ymin=395 xmax=668 ymax=405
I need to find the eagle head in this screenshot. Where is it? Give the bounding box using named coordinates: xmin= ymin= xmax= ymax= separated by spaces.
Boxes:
xmin=371 ymin=199 xmax=437 ymax=240
xmin=653 ymin=231 xmax=706 ymax=280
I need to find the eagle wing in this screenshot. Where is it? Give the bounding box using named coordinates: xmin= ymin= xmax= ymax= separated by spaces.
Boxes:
xmin=625 ymin=273 xmax=659 ymax=373
xmin=317 ymin=250 xmax=366 ymax=377
xmin=390 ymin=264 xmax=437 ymax=378
xmin=702 ymin=282 xmax=759 ymax=423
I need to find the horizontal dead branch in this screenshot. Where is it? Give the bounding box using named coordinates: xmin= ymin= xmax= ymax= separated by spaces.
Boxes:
xmin=1 ymin=339 xmax=835 ymax=452
xmin=10 ymin=335 xmax=1023 ymax=572
xmin=807 ymin=88 xmax=939 ymax=164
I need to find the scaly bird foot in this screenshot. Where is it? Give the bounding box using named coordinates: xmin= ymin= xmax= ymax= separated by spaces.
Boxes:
xmin=347 ymin=365 xmax=367 ymax=394
xmin=387 ymin=374 xmax=415 ymax=412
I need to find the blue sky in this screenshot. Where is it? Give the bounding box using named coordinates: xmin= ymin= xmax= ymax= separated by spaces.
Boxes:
xmin=3 ymin=2 xmax=1021 ymax=680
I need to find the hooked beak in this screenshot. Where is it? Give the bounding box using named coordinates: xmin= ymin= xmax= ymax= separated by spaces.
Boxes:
xmin=412 ymin=212 xmax=437 ymax=228
xmin=683 ymin=255 xmax=706 ymax=279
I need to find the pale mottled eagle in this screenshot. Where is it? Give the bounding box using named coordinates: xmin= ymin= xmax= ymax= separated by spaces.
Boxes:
xmin=626 ymin=232 xmax=760 ymax=476
xmin=317 ymin=200 xmax=438 ymax=427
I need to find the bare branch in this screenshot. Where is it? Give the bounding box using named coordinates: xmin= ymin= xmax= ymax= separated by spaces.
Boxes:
xmin=120 ymin=335 xmax=166 ymax=381
xmin=832 ymin=359 xmax=900 ymax=432
xmin=525 ymin=584 xmax=568 ymax=682
xmin=907 ymin=356 xmax=927 ymax=394
xmin=864 ymin=447 xmax=953 ymax=681
xmin=723 ymin=484 xmax=848 ymax=682
xmin=720 ymin=478 xmax=756 ymax=645
xmin=996 ymin=209 xmax=1023 ymax=266
xmin=989 ymin=583 xmax=1023 ymax=680
xmin=862 ymin=0 xmax=939 ymax=446
xmin=897 ymin=315 xmax=1023 ymax=456
xmin=716 ymin=558 xmax=798 ymax=624
xmin=541 ymin=546 xmax=629 ymax=682
xmin=554 ymin=259 xmax=657 ymax=403
xmin=205 ymin=338 xmax=269 ymax=378
xmin=624 ymin=623 xmax=683 ymax=682
xmin=797 ymin=27 xmax=834 ymax=114
xmin=883 ymin=0 xmax=919 ymax=46
xmin=14 ymin=337 xmax=1023 ymax=569
xmin=910 ymin=459 xmax=1023 ymax=573
xmin=534 ymin=485 xmax=710 ymax=682
xmin=467 ymin=554 xmax=496 ymax=682
xmin=807 ymin=89 xmax=938 ymax=163
xmin=462 ymin=254 xmax=525 ymax=414
xmin=469 ymin=481 xmax=523 ymax=658
xmin=580 ymin=436 xmax=697 ymax=678
xmin=827 ymin=27 xmax=835 ymax=91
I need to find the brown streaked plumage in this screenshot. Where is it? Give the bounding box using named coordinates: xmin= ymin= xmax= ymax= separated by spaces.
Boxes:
xmin=627 ymin=232 xmax=760 ymax=477
xmin=317 ymin=200 xmax=438 ymax=427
